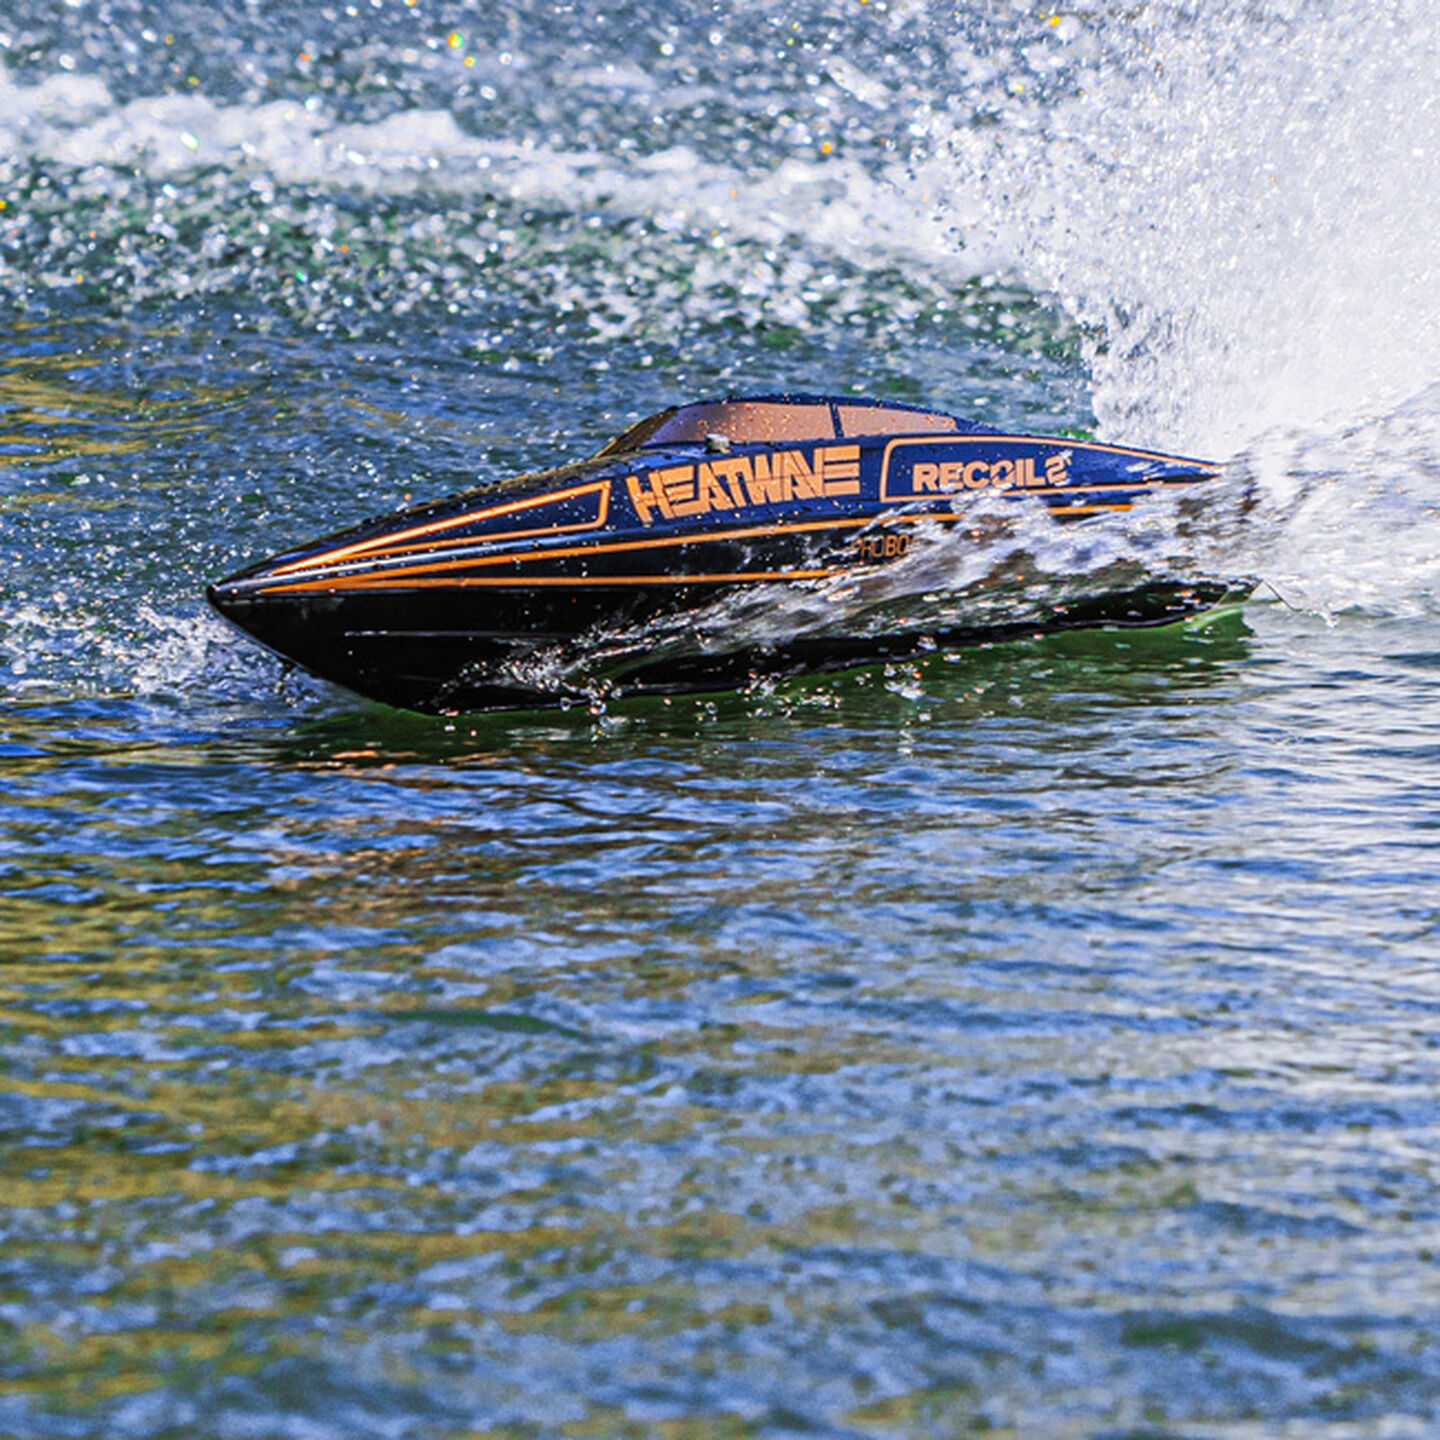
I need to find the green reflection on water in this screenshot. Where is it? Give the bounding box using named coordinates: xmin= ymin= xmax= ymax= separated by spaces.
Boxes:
xmin=0 ymin=319 xmax=247 ymax=480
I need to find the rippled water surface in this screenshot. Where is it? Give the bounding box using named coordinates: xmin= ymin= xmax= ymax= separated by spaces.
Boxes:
xmin=5 ymin=2 xmax=1440 ymax=1436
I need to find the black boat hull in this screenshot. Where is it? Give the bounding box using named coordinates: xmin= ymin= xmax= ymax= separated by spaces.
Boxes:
xmin=209 ymin=576 xmax=1239 ymax=713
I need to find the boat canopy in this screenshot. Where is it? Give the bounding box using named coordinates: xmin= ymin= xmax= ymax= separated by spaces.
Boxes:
xmin=596 ymin=394 xmax=964 ymax=457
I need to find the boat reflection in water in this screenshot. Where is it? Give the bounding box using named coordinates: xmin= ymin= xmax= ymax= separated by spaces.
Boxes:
xmin=208 ymin=393 xmax=1250 ymax=713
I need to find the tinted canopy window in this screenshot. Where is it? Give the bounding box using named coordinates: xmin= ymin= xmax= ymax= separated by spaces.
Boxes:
xmin=836 ymin=405 xmax=959 ymax=438
xmin=598 ymin=400 xmax=837 ymax=455
xmin=596 ymin=397 xmax=963 ymax=457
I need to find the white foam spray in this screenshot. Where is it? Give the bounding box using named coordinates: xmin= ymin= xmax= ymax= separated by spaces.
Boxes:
xmin=881 ymin=0 xmax=1440 ymax=617
xmin=924 ymin=0 xmax=1440 ymax=460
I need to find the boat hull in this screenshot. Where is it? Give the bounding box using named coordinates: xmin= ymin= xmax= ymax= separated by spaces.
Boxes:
xmin=209 ymin=575 xmax=1238 ymax=713
xmin=209 ymin=404 xmax=1248 ymax=713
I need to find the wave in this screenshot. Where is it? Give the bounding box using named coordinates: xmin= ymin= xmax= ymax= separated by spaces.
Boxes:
xmin=0 ymin=62 xmax=974 ymax=293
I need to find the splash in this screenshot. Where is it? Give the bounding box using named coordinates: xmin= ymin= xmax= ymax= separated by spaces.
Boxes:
xmin=866 ymin=0 xmax=1440 ymax=620
xmin=0 ymin=594 xmax=325 ymax=709
xmin=1231 ymin=383 xmax=1440 ymax=618
xmin=925 ymin=0 xmax=1440 ymax=458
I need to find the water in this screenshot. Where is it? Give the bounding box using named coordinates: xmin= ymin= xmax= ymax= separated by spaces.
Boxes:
xmin=4 ymin=2 xmax=1440 ymax=1436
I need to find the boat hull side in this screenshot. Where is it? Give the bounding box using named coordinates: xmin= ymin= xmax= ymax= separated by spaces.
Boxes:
xmin=208 ymin=577 xmax=1241 ymax=714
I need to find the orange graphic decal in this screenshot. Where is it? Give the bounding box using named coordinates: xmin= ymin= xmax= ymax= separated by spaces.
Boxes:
xmin=626 ymin=445 xmax=862 ymax=527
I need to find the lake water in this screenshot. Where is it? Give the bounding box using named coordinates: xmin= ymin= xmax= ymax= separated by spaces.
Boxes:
xmin=4 ymin=2 xmax=1440 ymax=1436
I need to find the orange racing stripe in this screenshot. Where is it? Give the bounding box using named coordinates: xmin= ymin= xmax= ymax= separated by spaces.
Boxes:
xmin=266 ymin=480 xmax=611 ymax=578
xmin=263 ymin=568 xmax=842 ymax=593
xmin=259 ymin=480 xmax=1186 ymax=593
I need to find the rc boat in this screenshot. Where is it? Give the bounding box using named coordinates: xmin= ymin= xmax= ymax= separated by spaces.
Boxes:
xmin=208 ymin=393 xmax=1245 ymax=712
